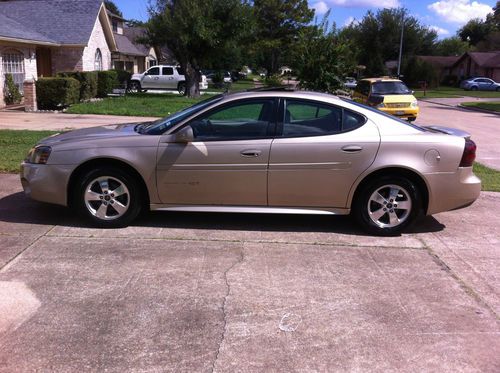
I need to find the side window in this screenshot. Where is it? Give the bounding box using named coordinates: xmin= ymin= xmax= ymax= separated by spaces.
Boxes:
xmin=343 ymin=109 xmax=366 ymax=131
xmin=283 ymin=100 xmax=342 ymax=137
xmin=146 ymin=67 xmax=160 ymax=76
xmin=162 ymin=67 xmax=174 ymax=75
xmin=188 ymin=99 xmax=275 ymax=141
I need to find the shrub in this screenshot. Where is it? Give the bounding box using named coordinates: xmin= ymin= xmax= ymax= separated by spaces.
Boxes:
xmin=4 ymin=74 xmax=22 ymax=105
xmin=442 ymin=75 xmax=459 ymax=87
xmin=265 ymin=74 xmax=283 ymax=87
xmin=110 ymin=69 xmax=132 ymax=86
xmin=402 ymin=57 xmax=438 ymax=88
xmin=57 ymin=71 xmax=98 ymax=100
xmin=36 ymin=77 xmax=80 ymax=110
xmin=97 ymin=70 xmax=118 ymax=97
xmin=211 ymin=71 xmax=224 ymax=88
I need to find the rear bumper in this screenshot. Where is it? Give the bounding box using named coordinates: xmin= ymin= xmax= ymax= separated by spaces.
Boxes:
xmin=425 ymin=167 xmax=481 ymax=215
xmin=20 ymin=162 xmax=72 ymax=207
xmin=199 ymin=82 xmax=208 ymax=90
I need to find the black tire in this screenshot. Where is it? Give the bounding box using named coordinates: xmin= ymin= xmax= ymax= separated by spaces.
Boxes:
xmin=353 ymin=176 xmax=421 ymax=236
xmin=178 ymin=82 xmax=186 ymax=95
xmin=128 ymin=81 xmax=141 ymax=93
xmin=75 ymin=167 xmax=142 ymax=228
xmin=471 ymin=86 xmax=478 ymax=91
xmin=496 ymin=87 xmax=500 ymax=92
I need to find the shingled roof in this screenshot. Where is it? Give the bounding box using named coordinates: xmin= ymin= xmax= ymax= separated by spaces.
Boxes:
xmin=114 ymin=33 xmax=145 ymax=56
xmin=417 ymin=55 xmax=460 ymax=68
xmin=0 ymin=0 xmax=106 ymax=45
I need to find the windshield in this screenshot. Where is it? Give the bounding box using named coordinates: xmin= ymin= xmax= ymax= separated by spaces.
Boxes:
xmin=372 ymin=81 xmax=411 ymax=95
xmin=340 ymin=98 xmax=425 ymax=132
xmin=139 ymin=95 xmax=223 ymax=135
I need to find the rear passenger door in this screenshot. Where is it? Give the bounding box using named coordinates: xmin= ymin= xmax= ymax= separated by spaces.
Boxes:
xmin=158 ymin=66 xmax=177 ymax=89
xmin=268 ymin=99 xmax=380 ymax=208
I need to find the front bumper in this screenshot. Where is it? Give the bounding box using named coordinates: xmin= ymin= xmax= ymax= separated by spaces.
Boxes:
xmin=20 ymin=162 xmax=73 ymax=206
xmin=425 ymin=167 xmax=481 ymax=215
xmin=380 ymin=106 xmax=419 ymax=120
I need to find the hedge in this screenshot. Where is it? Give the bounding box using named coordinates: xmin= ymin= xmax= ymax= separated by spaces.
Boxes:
xmin=36 ymin=77 xmax=80 ymax=110
xmin=57 ymin=71 xmax=98 ymax=100
xmin=110 ymin=69 xmax=132 ymax=86
xmin=97 ymin=70 xmax=118 ymax=97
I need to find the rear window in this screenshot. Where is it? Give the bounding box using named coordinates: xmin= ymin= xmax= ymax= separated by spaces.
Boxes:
xmin=371 ymin=81 xmax=411 ymax=95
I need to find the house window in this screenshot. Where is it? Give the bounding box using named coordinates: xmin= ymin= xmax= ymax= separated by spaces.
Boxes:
xmin=94 ymin=48 xmax=103 ymax=71
xmin=2 ymin=49 xmax=25 ymax=93
xmin=112 ymin=20 xmax=118 ymax=33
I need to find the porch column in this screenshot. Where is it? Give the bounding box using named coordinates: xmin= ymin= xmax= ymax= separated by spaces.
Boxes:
xmin=23 ymin=79 xmax=37 ymax=112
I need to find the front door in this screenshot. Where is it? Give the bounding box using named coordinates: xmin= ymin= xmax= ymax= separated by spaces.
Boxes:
xmin=156 ymin=98 xmax=277 ymax=205
xmin=141 ymin=66 xmax=160 ymax=89
xmin=268 ymin=98 xmax=380 ymax=208
xmin=36 ymin=48 xmax=52 ymax=77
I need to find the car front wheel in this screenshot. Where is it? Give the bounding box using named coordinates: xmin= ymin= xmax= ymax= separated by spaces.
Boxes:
xmin=354 ymin=176 xmax=421 ymax=236
xmin=128 ymin=81 xmax=141 ymax=93
xmin=76 ymin=168 xmax=142 ymax=228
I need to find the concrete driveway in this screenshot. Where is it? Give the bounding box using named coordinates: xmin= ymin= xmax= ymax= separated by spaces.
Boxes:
xmin=0 ymin=174 xmax=498 ymax=371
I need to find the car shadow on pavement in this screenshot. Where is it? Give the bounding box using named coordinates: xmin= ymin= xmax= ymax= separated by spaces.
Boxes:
xmin=0 ymin=192 xmax=445 ymax=236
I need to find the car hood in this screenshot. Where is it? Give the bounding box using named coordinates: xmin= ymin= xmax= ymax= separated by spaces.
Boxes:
xmin=131 ymin=73 xmax=143 ymax=80
xmin=38 ymin=123 xmax=150 ymax=146
xmin=381 ymin=94 xmax=417 ymax=103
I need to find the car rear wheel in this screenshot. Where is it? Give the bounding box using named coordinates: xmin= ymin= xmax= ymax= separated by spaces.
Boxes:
xmin=76 ymin=168 xmax=142 ymax=228
xmin=354 ymin=176 xmax=421 ymax=236
xmin=178 ymin=82 xmax=186 ymax=95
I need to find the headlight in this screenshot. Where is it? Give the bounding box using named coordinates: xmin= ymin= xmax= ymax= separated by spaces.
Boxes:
xmin=410 ymin=100 xmax=418 ymax=108
xmin=26 ymin=146 xmax=52 ymax=164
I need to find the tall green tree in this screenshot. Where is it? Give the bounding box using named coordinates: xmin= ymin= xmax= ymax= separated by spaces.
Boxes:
xmin=434 ymin=37 xmax=471 ymax=56
xmin=339 ymin=8 xmax=437 ymax=76
xmin=145 ymin=0 xmax=252 ymax=97
xmin=458 ymin=18 xmax=494 ymax=46
xmin=252 ymin=0 xmax=314 ymax=75
xmin=293 ymin=12 xmax=355 ymax=92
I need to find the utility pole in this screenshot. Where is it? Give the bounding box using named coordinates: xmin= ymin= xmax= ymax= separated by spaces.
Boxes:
xmin=396 ymin=11 xmax=404 ymax=77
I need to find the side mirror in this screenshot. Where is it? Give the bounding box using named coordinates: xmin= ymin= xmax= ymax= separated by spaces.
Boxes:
xmin=173 ymin=125 xmax=194 ymax=143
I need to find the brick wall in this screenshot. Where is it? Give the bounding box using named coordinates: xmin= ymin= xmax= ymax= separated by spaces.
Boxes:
xmin=51 ymin=47 xmax=84 ymax=73
xmin=82 ymin=16 xmax=111 ymax=71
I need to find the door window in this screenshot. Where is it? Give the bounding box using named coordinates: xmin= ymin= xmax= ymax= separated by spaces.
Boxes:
xmin=146 ymin=67 xmax=160 ymax=75
xmin=282 ymin=99 xmax=366 ymax=137
xmin=188 ymin=99 xmax=275 ymax=141
xmin=162 ymin=67 xmax=174 ymax=75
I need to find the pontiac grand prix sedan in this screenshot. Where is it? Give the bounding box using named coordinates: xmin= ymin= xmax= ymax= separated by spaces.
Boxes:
xmin=20 ymin=90 xmax=481 ymax=235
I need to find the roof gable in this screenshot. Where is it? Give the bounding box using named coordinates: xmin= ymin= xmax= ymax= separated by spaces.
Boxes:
xmin=0 ymin=0 xmax=104 ymax=45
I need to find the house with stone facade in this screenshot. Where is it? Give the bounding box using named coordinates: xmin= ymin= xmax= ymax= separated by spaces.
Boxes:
xmin=0 ymin=0 xmax=157 ymax=109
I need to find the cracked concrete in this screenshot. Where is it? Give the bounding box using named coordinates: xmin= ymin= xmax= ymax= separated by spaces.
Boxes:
xmin=0 ymin=173 xmax=499 ymax=372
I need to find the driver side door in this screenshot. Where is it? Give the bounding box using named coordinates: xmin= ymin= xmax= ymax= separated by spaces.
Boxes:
xmin=141 ymin=67 xmax=160 ymax=89
xmin=156 ymin=98 xmax=277 ymax=205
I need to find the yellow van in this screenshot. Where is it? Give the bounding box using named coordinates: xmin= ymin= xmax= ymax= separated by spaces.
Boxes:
xmin=352 ymin=78 xmax=419 ymax=121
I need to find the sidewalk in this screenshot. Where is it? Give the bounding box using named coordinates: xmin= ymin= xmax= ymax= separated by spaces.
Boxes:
xmin=0 ymin=111 xmax=156 ymax=131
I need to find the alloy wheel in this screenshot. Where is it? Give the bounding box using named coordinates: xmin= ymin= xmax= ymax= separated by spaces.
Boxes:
xmin=367 ymin=184 xmax=412 ymax=228
xmin=84 ymin=176 xmax=130 ymax=220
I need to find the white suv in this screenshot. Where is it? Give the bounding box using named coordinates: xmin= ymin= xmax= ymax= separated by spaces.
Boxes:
xmin=129 ymin=65 xmax=208 ymax=94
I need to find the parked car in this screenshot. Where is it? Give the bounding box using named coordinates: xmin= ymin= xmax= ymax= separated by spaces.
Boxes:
xmin=460 ymin=77 xmax=500 ymax=91
xmin=352 ymin=78 xmax=419 ymax=122
xmin=344 ymin=77 xmax=357 ymax=89
xmin=20 ymin=89 xmax=480 ymax=235
xmin=129 ymin=65 xmax=208 ymax=94
xmin=205 ymin=71 xmax=232 ymax=84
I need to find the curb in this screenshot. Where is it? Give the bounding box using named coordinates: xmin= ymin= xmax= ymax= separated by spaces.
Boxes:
xmin=458 ymin=104 xmax=500 ymax=116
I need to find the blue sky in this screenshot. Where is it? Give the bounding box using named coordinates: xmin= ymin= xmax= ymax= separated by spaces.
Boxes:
xmin=114 ymin=0 xmax=497 ymax=39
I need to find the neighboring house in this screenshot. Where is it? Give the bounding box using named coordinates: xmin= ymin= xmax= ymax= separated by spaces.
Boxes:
xmin=0 ymin=0 xmax=116 ymax=108
xmin=416 ymin=55 xmax=460 ymax=82
xmin=450 ymin=51 xmax=500 ymax=81
xmin=108 ymin=11 xmax=157 ymax=74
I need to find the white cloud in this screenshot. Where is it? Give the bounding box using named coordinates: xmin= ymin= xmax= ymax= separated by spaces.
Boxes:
xmin=429 ymin=25 xmax=451 ymax=36
xmin=312 ymin=1 xmax=329 ymax=15
xmin=343 ymin=16 xmax=358 ymax=26
xmin=428 ymin=0 xmax=493 ymax=24
xmin=323 ymin=0 xmax=400 ymax=7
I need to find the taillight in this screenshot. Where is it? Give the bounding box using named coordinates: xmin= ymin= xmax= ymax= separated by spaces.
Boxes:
xmin=459 ymin=139 xmax=476 ymax=167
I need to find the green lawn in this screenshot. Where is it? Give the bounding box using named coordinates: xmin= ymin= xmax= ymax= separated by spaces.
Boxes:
xmin=0 ymin=130 xmax=57 ymax=173
xmin=414 ymin=86 xmax=500 ymax=99
xmin=461 ymin=101 xmax=500 ymax=113
xmin=66 ymin=93 xmax=211 ymax=117
xmin=2 ymin=129 xmax=500 ymax=193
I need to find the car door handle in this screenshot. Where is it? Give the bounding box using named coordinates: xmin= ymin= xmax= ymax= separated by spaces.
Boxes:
xmin=341 ymin=145 xmax=363 ymax=153
xmin=240 ymin=150 xmax=262 ymax=157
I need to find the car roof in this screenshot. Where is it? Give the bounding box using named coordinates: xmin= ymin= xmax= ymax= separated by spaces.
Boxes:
xmin=220 ymin=89 xmax=342 ymax=103
xmin=361 ymin=77 xmax=402 ymax=83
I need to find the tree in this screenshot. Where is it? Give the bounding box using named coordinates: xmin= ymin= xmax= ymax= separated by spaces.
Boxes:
xmin=339 ymin=8 xmax=437 ymax=76
xmin=252 ymin=0 xmax=314 ymax=75
xmin=458 ymin=18 xmax=493 ymax=46
xmin=105 ymin=0 xmax=123 ymax=17
xmin=293 ymin=12 xmax=356 ymax=93
xmin=145 ymin=0 xmax=252 ymax=97
xmin=434 ymin=37 xmax=471 ymax=56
